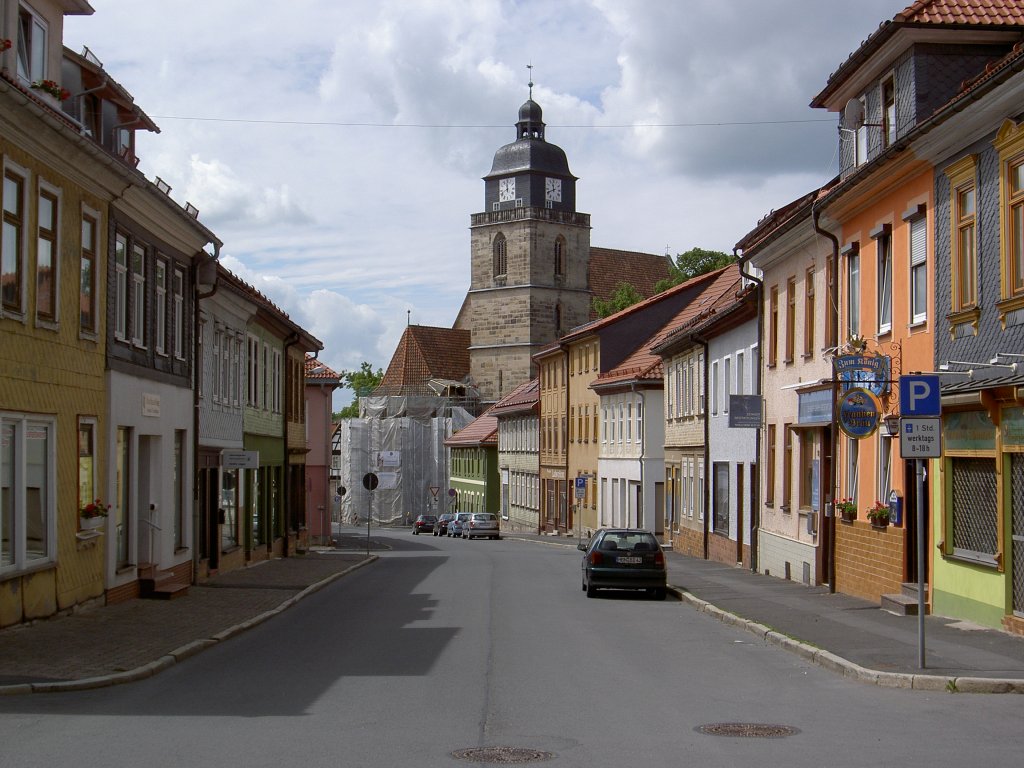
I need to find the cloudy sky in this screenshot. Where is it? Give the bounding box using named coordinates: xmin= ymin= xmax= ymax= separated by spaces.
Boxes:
xmin=64 ymin=0 xmax=901 ymax=407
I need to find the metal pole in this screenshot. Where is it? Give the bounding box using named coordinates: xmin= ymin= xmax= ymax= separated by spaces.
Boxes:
xmin=367 ymin=490 xmax=372 ymax=556
xmin=916 ymin=458 xmax=927 ymax=669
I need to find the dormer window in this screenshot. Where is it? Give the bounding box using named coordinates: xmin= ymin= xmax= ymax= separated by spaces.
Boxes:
xmin=882 ymin=76 xmax=896 ymax=148
xmin=16 ymin=4 xmax=48 ymax=84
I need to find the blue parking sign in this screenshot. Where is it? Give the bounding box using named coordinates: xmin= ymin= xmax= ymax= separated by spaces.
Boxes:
xmin=899 ymin=375 xmax=941 ymax=417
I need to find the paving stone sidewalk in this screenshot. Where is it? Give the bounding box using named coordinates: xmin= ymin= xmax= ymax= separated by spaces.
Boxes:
xmin=0 ymin=552 xmax=372 ymax=690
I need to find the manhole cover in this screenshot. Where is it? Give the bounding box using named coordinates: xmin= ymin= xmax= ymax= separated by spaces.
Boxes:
xmin=451 ymin=746 xmax=554 ymax=763
xmin=696 ymin=723 xmax=800 ymax=739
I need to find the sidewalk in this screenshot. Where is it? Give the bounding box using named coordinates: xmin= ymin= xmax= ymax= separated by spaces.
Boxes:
xmin=515 ymin=531 xmax=1024 ymax=693
xmin=2 ymin=533 xmax=1023 ymax=695
xmin=0 ymin=550 xmax=374 ymax=695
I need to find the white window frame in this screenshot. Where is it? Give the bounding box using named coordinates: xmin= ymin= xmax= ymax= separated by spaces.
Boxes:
xmin=114 ymin=232 xmax=128 ymax=341
xmin=79 ymin=206 xmax=99 ymax=336
xmin=909 ymin=215 xmax=928 ymax=325
xmin=172 ymin=267 xmax=185 ymax=360
xmin=0 ymin=413 xmax=57 ymax=573
xmin=273 ymin=349 xmax=282 ymax=413
xmin=877 ymin=233 xmax=893 ymax=334
xmin=130 ymin=243 xmax=146 ymax=348
xmin=154 ymin=258 xmax=167 ymax=355
xmin=2 ymin=161 xmax=29 ymax=318
xmin=847 ymin=250 xmax=861 ymax=336
xmin=16 ymin=2 xmax=48 ymax=85
xmin=35 ymin=180 xmax=60 ymax=325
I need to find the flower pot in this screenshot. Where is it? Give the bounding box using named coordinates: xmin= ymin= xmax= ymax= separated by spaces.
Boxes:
xmin=840 ymin=510 xmax=857 ymax=524
xmin=80 ymin=516 xmax=105 ymax=531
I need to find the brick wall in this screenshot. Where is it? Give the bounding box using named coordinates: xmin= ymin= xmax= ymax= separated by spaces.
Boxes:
xmin=672 ymin=527 xmax=703 ymax=559
xmin=835 ymin=520 xmax=905 ymax=601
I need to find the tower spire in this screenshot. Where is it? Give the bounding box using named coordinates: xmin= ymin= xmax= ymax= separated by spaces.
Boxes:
xmin=527 ymin=63 xmax=533 ymax=100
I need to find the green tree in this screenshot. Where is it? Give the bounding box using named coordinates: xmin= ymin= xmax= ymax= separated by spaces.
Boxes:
xmin=333 ymin=361 xmax=384 ymax=419
xmin=654 ymin=247 xmax=734 ymax=293
xmin=592 ymin=282 xmax=644 ymax=319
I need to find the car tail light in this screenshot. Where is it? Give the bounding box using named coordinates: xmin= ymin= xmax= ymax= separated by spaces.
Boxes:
xmin=589 ymin=551 xmax=603 ymax=566
xmin=654 ymin=551 xmax=665 ymax=567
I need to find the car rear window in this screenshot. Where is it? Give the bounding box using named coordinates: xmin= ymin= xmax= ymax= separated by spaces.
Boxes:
xmin=597 ymin=532 xmax=659 ymax=552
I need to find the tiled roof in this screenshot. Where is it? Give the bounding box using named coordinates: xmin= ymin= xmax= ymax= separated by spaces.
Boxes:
xmin=375 ymin=325 xmax=471 ymax=396
xmin=217 ymin=264 xmax=322 ymax=351
xmin=591 ymin=265 xmax=742 ymax=389
xmin=305 ymin=355 xmax=341 ymax=382
xmin=734 ymin=187 xmax=821 ymax=255
xmin=561 ymin=262 xmax=735 ymax=345
xmin=896 ymin=0 xmax=1024 ymax=25
xmin=812 ymin=0 xmax=1024 ymax=108
xmin=588 ymin=247 xmax=673 ymax=319
xmin=444 ymin=406 xmax=499 ymax=446
xmin=490 ymin=377 xmax=539 ymax=416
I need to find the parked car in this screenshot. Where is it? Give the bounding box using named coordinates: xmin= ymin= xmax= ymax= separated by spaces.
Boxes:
xmin=412 ymin=514 xmax=437 ymax=534
xmin=578 ymin=528 xmax=666 ymax=599
xmin=448 ymin=512 xmax=473 ymax=537
xmin=463 ymin=512 xmax=500 ymax=540
xmin=433 ymin=513 xmax=454 ymax=536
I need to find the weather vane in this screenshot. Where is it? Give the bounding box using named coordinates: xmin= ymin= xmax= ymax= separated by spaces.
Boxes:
xmin=527 ymin=63 xmax=533 ymax=99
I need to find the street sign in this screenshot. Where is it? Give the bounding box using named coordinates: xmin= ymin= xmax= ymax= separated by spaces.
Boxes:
xmin=837 ymin=387 xmax=882 ymax=439
xmin=574 ymin=476 xmax=586 ymax=499
xmin=900 ymin=418 xmax=942 ymax=458
xmin=429 ymin=486 xmax=439 ymax=498
xmin=362 ymin=472 xmax=379 ymax=491
xmin=899 ymin=375 xmax=941 ymax=417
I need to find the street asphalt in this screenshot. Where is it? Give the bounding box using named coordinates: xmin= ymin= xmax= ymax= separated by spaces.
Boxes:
xmin=1 ymin=528 xmax=1022 ymax=695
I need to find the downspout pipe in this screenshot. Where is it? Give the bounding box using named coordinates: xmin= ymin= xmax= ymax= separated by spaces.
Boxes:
xmin=812 ymin=201 xmax=841 ymax=594
xmin=734 ymin=246 xmax=762 ymax=573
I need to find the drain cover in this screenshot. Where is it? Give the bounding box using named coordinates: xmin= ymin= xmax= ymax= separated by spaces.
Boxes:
xmin=696 ymin=723 xmax=800 ymax=739
xmin=451 ymin=746 xmax=554 ymax=763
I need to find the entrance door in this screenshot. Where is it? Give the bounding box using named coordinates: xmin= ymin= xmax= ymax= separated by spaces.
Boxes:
xmin=1012 ymin=455 xmax=1024 ymax=617
xmin=136 ymin=435 xmax=157 ymax=566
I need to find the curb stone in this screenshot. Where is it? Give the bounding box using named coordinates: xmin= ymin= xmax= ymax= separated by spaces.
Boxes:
xmin=0 ymin=555 xmax=377 ymax=696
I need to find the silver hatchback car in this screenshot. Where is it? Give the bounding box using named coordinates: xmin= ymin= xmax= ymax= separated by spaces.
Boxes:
xmin=463 ymin=512 xmax=500 ymax=540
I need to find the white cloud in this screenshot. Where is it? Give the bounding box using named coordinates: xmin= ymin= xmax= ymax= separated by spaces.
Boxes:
xmin=66 ymin=0 xmax=902 ymax=380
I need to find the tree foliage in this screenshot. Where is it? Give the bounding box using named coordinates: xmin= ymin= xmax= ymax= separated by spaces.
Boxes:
xmin=333 ymin=361 xmax=384 ymax=419
xmin=654 ymin=247 xmax=734 ymax=293
xmin=592 ymin=282 xmax=644 ymax=319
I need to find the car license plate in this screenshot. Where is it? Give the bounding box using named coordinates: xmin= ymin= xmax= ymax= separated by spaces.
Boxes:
xmin=617 ymin=556 xmax=641 ymax=564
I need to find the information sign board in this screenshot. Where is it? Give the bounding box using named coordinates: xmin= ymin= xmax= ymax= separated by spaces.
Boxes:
xmin=900 ymin=418 xmax=942 ymax=458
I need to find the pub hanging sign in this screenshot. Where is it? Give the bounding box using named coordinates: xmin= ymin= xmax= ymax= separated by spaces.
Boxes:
xmin=833 ymin=353 xmax=891 ymax=397
xmin=837 ymin=387 xmax=883 ymax=439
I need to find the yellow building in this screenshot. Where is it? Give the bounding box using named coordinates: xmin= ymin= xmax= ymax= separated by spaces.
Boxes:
xmin=1 ymin=0 xmax=109 ymax=625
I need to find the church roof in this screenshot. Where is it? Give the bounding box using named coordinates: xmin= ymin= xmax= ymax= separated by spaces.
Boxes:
xmin=486 ymin=98 xmax=574 ymax=178
xmin=588 ymin=247 xmax=673 ymax=318
xmin=374 ymin=325 xmax=471 ymax=397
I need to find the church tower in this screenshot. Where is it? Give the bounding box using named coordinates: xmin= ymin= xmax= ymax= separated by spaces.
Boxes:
xmin=454 ymin=96 xmax=592 ymax=403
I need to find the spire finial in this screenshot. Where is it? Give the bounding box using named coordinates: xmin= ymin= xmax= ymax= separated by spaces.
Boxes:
xmin=527 ymin=63 xmax=533 ymax=99
xmin=407 ymin=309 xmax=411 ymax=327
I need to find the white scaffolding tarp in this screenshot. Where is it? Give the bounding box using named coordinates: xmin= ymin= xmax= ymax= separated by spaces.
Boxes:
xmin=336 ymin=399 xmax=475 ymax=526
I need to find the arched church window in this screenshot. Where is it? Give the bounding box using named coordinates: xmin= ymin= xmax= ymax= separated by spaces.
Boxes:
xmin=554 ymin=236 xmax=566 ymax=277
xmin=493 ymin=233 xmax=507 ymax=277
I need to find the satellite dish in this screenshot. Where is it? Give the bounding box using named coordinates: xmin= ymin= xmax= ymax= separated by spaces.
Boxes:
xmin=842 ymin=98 xmax=864 ymax=131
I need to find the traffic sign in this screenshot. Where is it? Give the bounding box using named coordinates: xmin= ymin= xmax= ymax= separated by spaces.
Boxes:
xmin=362 ymin=472 xmax=379 ymax=491
xmin=574 ymin=476 xmax=586 ymax=499
xmin=899 ymin=375 xmax=941 ymax=417
xmin=900 ymin=418 xmax=942 ymax=458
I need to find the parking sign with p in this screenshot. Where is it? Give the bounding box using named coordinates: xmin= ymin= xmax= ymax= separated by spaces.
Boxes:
xmin=899 ymin=375 xmax=941 ymax=417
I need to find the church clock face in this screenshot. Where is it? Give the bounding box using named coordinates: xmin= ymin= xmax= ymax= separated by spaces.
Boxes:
xmin=499 ymin=177 xmax=516 ymax=202
xmin=545 ymin=177 xmax=562 ymax=202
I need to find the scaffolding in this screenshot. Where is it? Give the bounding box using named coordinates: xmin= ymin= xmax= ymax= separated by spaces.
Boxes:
xmin=336 ymin=395 xmax=476 ymax=527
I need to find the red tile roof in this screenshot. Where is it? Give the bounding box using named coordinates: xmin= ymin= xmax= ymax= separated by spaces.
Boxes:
xmin=444 ymin=406 xmax=499 ymax=446
xmin=812 ymin=0 xmax=1024 ymax=108
xmin=588 ymin=247 xmax=673 ymax=319
xmin=490 ymin=377 xmax=540 ymax=416
xmin=375 ymin=325 xmax=471 ymax=397
xmin=592 ymin=265 xmax=742 ymax=389
xmin=560 ymin=262 xmax=735 ymax=346
xmin=305 ymin=355 xmax=341 ymax=382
